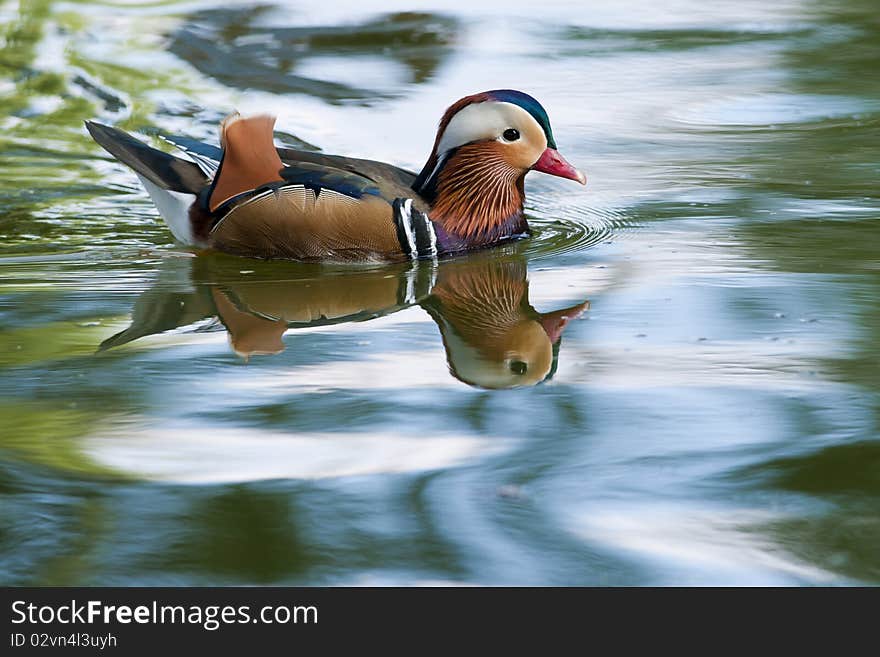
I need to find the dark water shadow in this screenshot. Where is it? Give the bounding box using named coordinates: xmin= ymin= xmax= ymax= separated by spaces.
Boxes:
xmin=733 ymin=441 xmax=880 ymax=582
xmin=140 ymin=486 xmax=310 ymax=583
xmin=550 ymin=24 xmax=816 ymax=57
xmin=169 ymin=7 xmax=458 ymax=104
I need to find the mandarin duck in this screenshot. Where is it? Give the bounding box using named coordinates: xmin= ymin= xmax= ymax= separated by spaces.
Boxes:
xmin=100 ymin=255 xmax=587 ymax=388
xmin=86 ymin=90 xmax=585 ymax=262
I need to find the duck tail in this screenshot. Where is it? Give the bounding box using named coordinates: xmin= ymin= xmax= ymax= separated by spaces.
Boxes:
xmin=85 ymin=121 xmax=209 ymax=245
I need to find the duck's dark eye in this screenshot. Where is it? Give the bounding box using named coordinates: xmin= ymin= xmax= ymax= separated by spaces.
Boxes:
xmin=502 ymin=128 xmax=520 ymax=142
xmin=510 ymin=360 xmax=528 ymax=375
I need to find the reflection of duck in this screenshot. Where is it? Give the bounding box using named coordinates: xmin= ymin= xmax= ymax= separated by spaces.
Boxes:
xmin=425 ymin=258 xmax=587 ymax=388
xmin=87 ymin=89 xmax=584 ymax=262
xmin=202 ymin=261 xmax=434 ymax=359
xmin=101 ymin=255 xmax=586 ymax=388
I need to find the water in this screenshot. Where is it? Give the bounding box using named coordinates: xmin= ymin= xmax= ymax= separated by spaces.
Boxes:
xmin=1 ymin=0 xmax=878 ymax=585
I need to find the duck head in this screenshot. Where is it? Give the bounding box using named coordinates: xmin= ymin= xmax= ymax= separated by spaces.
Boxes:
xmin=413 ymin=89 xmax=585 ymax=244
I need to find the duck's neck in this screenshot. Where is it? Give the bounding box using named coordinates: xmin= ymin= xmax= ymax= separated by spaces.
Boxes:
xmin=414 ymin=144 xmax=528 ymax=247
xmin=431 ymin=259 xmax=530 ymax=344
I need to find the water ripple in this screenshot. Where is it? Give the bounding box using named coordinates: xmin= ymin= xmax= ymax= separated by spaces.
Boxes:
xmin=670 ymin=93 xmax=880 ymax=129
xmin=524 ymin=204 xmax=637 ymax=260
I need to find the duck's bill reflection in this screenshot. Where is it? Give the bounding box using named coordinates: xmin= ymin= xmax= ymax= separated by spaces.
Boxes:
xmin=101 ymin=255 xmax=588 ymax=389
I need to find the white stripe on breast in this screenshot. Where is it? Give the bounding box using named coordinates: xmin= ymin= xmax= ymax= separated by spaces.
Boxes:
xmin=400 ymin=198 xmax=417 ymax=259
xmin=423 ymin=212 xmax=438 ymax=258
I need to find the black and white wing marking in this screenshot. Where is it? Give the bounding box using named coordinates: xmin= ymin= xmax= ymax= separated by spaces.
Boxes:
xmin=159 ymin=134 xmax=222 ymax=178
xmin=393 ymin=198 xmax=438 ymax=260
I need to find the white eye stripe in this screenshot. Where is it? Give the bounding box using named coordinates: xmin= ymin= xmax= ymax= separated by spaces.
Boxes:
xmin=437 ymin=102 xmax=543 ymax=155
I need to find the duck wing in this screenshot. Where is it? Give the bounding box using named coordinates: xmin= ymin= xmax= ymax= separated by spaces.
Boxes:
xmin=164 ymin=116 xmax=423 ymax=262
xmin=159 ymin=133 xmax=419 ymax=200
xmin=277 ymin=148 xmax=418 ymax=196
